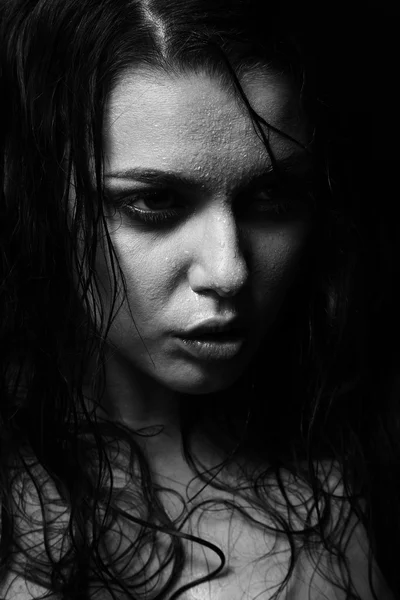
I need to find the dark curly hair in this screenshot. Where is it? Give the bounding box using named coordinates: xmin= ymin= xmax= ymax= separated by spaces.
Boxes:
xmin=0 ymin=1 xmax=398 ymax=599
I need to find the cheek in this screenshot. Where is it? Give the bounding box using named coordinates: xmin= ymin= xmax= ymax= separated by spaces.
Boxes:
xmin=106 ymin=234 xmax=175 ymax=314
xmin=253 ymin=223 xmax=310 ymax=300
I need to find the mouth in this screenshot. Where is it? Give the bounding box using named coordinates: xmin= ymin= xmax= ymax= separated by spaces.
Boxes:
xmin=176 ymin=332 xmax=246 ymax=361
xmin=181 ymin=330 xmax=246 ymax=342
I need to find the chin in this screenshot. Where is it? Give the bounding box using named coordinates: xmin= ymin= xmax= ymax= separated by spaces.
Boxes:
xmin=166 ymin=369 xmax=244 ymax=396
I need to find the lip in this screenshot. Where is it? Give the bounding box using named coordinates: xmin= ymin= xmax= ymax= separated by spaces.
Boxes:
xmin=176 ymin=317 xmax=250 ymax=339
xmin=176 ymin=335 xmax=246 ymax=361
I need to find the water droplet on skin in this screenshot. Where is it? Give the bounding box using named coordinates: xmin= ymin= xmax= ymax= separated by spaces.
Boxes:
xmin=219 ymin=241 xmax=226 ymax=248
xmin=165 ymin=256 xmax=170 ymax=262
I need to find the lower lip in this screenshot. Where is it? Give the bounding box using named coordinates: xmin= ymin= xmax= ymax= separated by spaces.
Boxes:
xmin=176 ymin=335 xmax=245 ymax=360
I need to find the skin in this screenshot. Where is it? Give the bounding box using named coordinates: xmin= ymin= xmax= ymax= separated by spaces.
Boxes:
xmin=78 ymin=67 xmax=313 ymax=472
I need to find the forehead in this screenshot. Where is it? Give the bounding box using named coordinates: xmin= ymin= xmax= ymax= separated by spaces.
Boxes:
xmin=103 ymin=69 xmax=307 ymax=188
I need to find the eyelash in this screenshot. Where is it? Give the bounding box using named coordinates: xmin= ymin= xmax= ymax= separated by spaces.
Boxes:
xmin=127 ymin=207 xmax=181 ymax=225
xmin=114 ymin=187 xmax=312 ymax=226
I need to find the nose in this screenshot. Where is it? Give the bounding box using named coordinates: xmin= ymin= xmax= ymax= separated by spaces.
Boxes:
xmin=188 ymin=207 xmax=249 ymax=298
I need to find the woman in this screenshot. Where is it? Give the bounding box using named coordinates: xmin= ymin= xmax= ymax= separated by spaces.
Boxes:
xmin=0 ymin=1 xmax=397 ymax=599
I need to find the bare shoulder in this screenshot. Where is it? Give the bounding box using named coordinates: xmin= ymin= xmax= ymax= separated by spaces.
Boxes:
xmin=292 ymin=535 xmax=395 ymax=600
xmin=290 ymin=460 xmax=396 ymax=600
xmin=0 ymin=454 xmax=67 ymax=600
xmin=0 ymin=571 xmax=60 ymax=600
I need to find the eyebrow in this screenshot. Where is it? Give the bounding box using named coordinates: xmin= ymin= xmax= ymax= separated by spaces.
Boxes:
xmin=105 ymin=153 xmax=312 ymax=191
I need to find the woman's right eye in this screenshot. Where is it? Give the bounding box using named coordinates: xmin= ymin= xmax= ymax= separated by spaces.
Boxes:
xmin=110 ymin=189 xmax=183 ymax=226
xmin=127 ymin=190 xmax=177 ymax=211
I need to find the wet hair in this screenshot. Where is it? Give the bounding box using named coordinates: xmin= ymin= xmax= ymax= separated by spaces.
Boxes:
xmin=0 ymin=1 xmax=398 ymax=599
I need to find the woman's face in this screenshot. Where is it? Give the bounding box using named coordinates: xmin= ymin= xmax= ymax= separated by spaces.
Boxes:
xmin=95 ymin=68 xmax=312 ymax=397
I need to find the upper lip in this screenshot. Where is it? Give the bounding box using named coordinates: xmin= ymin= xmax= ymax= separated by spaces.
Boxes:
xmin=178 ymin=317 xmax=250 ymax=338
